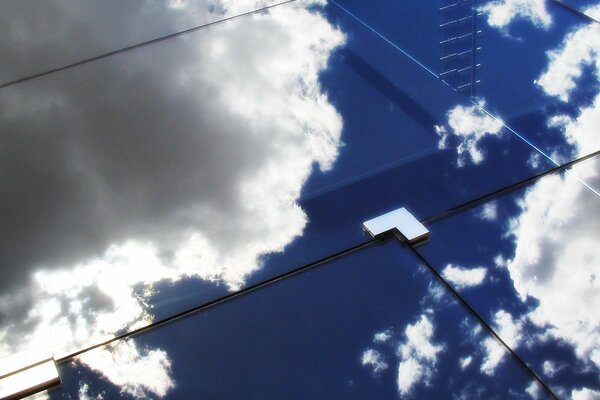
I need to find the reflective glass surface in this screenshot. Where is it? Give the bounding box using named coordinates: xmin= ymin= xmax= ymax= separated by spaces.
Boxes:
xmin=50 ymin=241 xmax=548 ymax=399
xmin=0 ymin=0 xmax=562 ymax=368
xmin=332 ymin=0 xmax=600 ymax=164
xmin=417 ymin=155 xmax=600 ymax=398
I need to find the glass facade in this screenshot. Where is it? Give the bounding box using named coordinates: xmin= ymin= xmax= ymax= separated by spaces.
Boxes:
xmin=0 ymin=0 xmax=599 ymax=399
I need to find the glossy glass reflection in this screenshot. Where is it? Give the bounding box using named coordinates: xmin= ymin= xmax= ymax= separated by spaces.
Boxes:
xmin=417 ymin=155 xmax=600 ymax=398
xmin=52 ymin=241 xmax=547 ymax=399
xmin=331 ymin=0 xmax=600 ymax=168
xmin=0 ymin=0 xmax=563 ymax=378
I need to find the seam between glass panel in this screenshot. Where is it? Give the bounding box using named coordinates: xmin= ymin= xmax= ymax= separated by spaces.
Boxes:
xmin=55 ymin=238 xmax=378 ymax=365
xmin=404 ymin=241 xmax=560 ymax=400
xmin=422 ymin=149 xmax=600 ymax=225
xmin=0 ymin=0 xmax=299 ymax=90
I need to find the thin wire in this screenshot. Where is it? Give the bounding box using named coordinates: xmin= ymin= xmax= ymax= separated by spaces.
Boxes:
xmin=56 ymin=238 xmax=377 ymax=364
xmin=405 ymin=242 xmax=560 ymax=400
xmin=0 ymin=0 xmax=298 ymax=90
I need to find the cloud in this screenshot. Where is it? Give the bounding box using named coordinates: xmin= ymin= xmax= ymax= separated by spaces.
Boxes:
xmin=79 ymin=341 xmax=173 ymax=398
xmin=361 ymin=349 xmax=389 ymax=374
xmin=396 ymin=315 xmax=444 ymax=396
xmin=479 ymin=202 xmax=498 ymax=222
xmin=0 ymin=0 xmax=345 ymax=395
xmin=436 ymin=101 xmax=504 ymax=167
xmin=542 ymin=360 xmax=565 ymax=378
xmin=571 ymin=388 xmax=600 ymax=400
xmin=373 ymin=329 xmax=393 ymax=344
xmin=442 ymin=264 xmax=487 ymax=289
xmin=480 ymin=310 xmax=523 ymax=375
xmin=505 ymin=166 xmax=600 ymax=374
xmin=480 ymin=0 xmax=552 ymax=30
xmin=459 ymin=355 xmax=473 ymax=370
xmin=535 ymin=5 xmax=600 ymax=102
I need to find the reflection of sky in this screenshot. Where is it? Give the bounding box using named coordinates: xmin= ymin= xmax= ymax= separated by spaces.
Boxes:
xmin=55 ymin=241 xmax=544 ymax=399
xmin=420 ymin=162 xmax=600 ymax=398
xmin=417 ymin=2 xmax=600 ymax=397
xmin=1 ymin=0 xmax=600 ymax=398
xmin=0 ymin=0 xmax=347 ymax=394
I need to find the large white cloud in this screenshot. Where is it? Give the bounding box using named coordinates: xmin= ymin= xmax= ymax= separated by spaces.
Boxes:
xmin=0 ymin=0 xmax=345 ymax=396
xmin=480 ymin=0 xmax=552 ymax=30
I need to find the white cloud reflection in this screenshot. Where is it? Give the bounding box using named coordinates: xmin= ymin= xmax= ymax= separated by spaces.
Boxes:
xmin=361 ymin=349 xmax=389 ymax=374
xmin=374 ymin=329 xmax=393 ymax=344
xmin=442 ymin=264 xmax=487 ymax=289
xmin=0 ymin=0 xmax=345 ymax=397
xmin=436 ymin=101 xmax=504 ymax=167
xmin=396 ymin=315 xmax=444 ymax=396
xmin=480 ymin=310 xmax=523 ymax=375
xmin=536 ymin=5 xmax=600 ymax=102
xmin=480 ymin=0 xmax=552 ymax=30
xmin=571 ymin=387 xmax=600 ymax=400
xmin=79 ymin=341 xmax=174 ymax=398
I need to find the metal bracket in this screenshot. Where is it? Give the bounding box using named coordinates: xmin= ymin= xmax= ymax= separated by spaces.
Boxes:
xmin=0 ymin=347 xmax=61 ymax=400
xmin=363 ymin=207 xmax=429 ymax=244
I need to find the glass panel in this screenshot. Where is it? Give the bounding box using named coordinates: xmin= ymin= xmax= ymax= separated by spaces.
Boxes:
xmin=49 ymin=240 xmax=548 ymax=399
xmin=0 ymin=0 xmax=561 ymax=365
xmin=330 ymin=0 xmax=600 ymax=165
xmin=416 ymin=155 xmax=600 ymax=397
xmin=0 ymin=0 xmax=288 ymax=84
